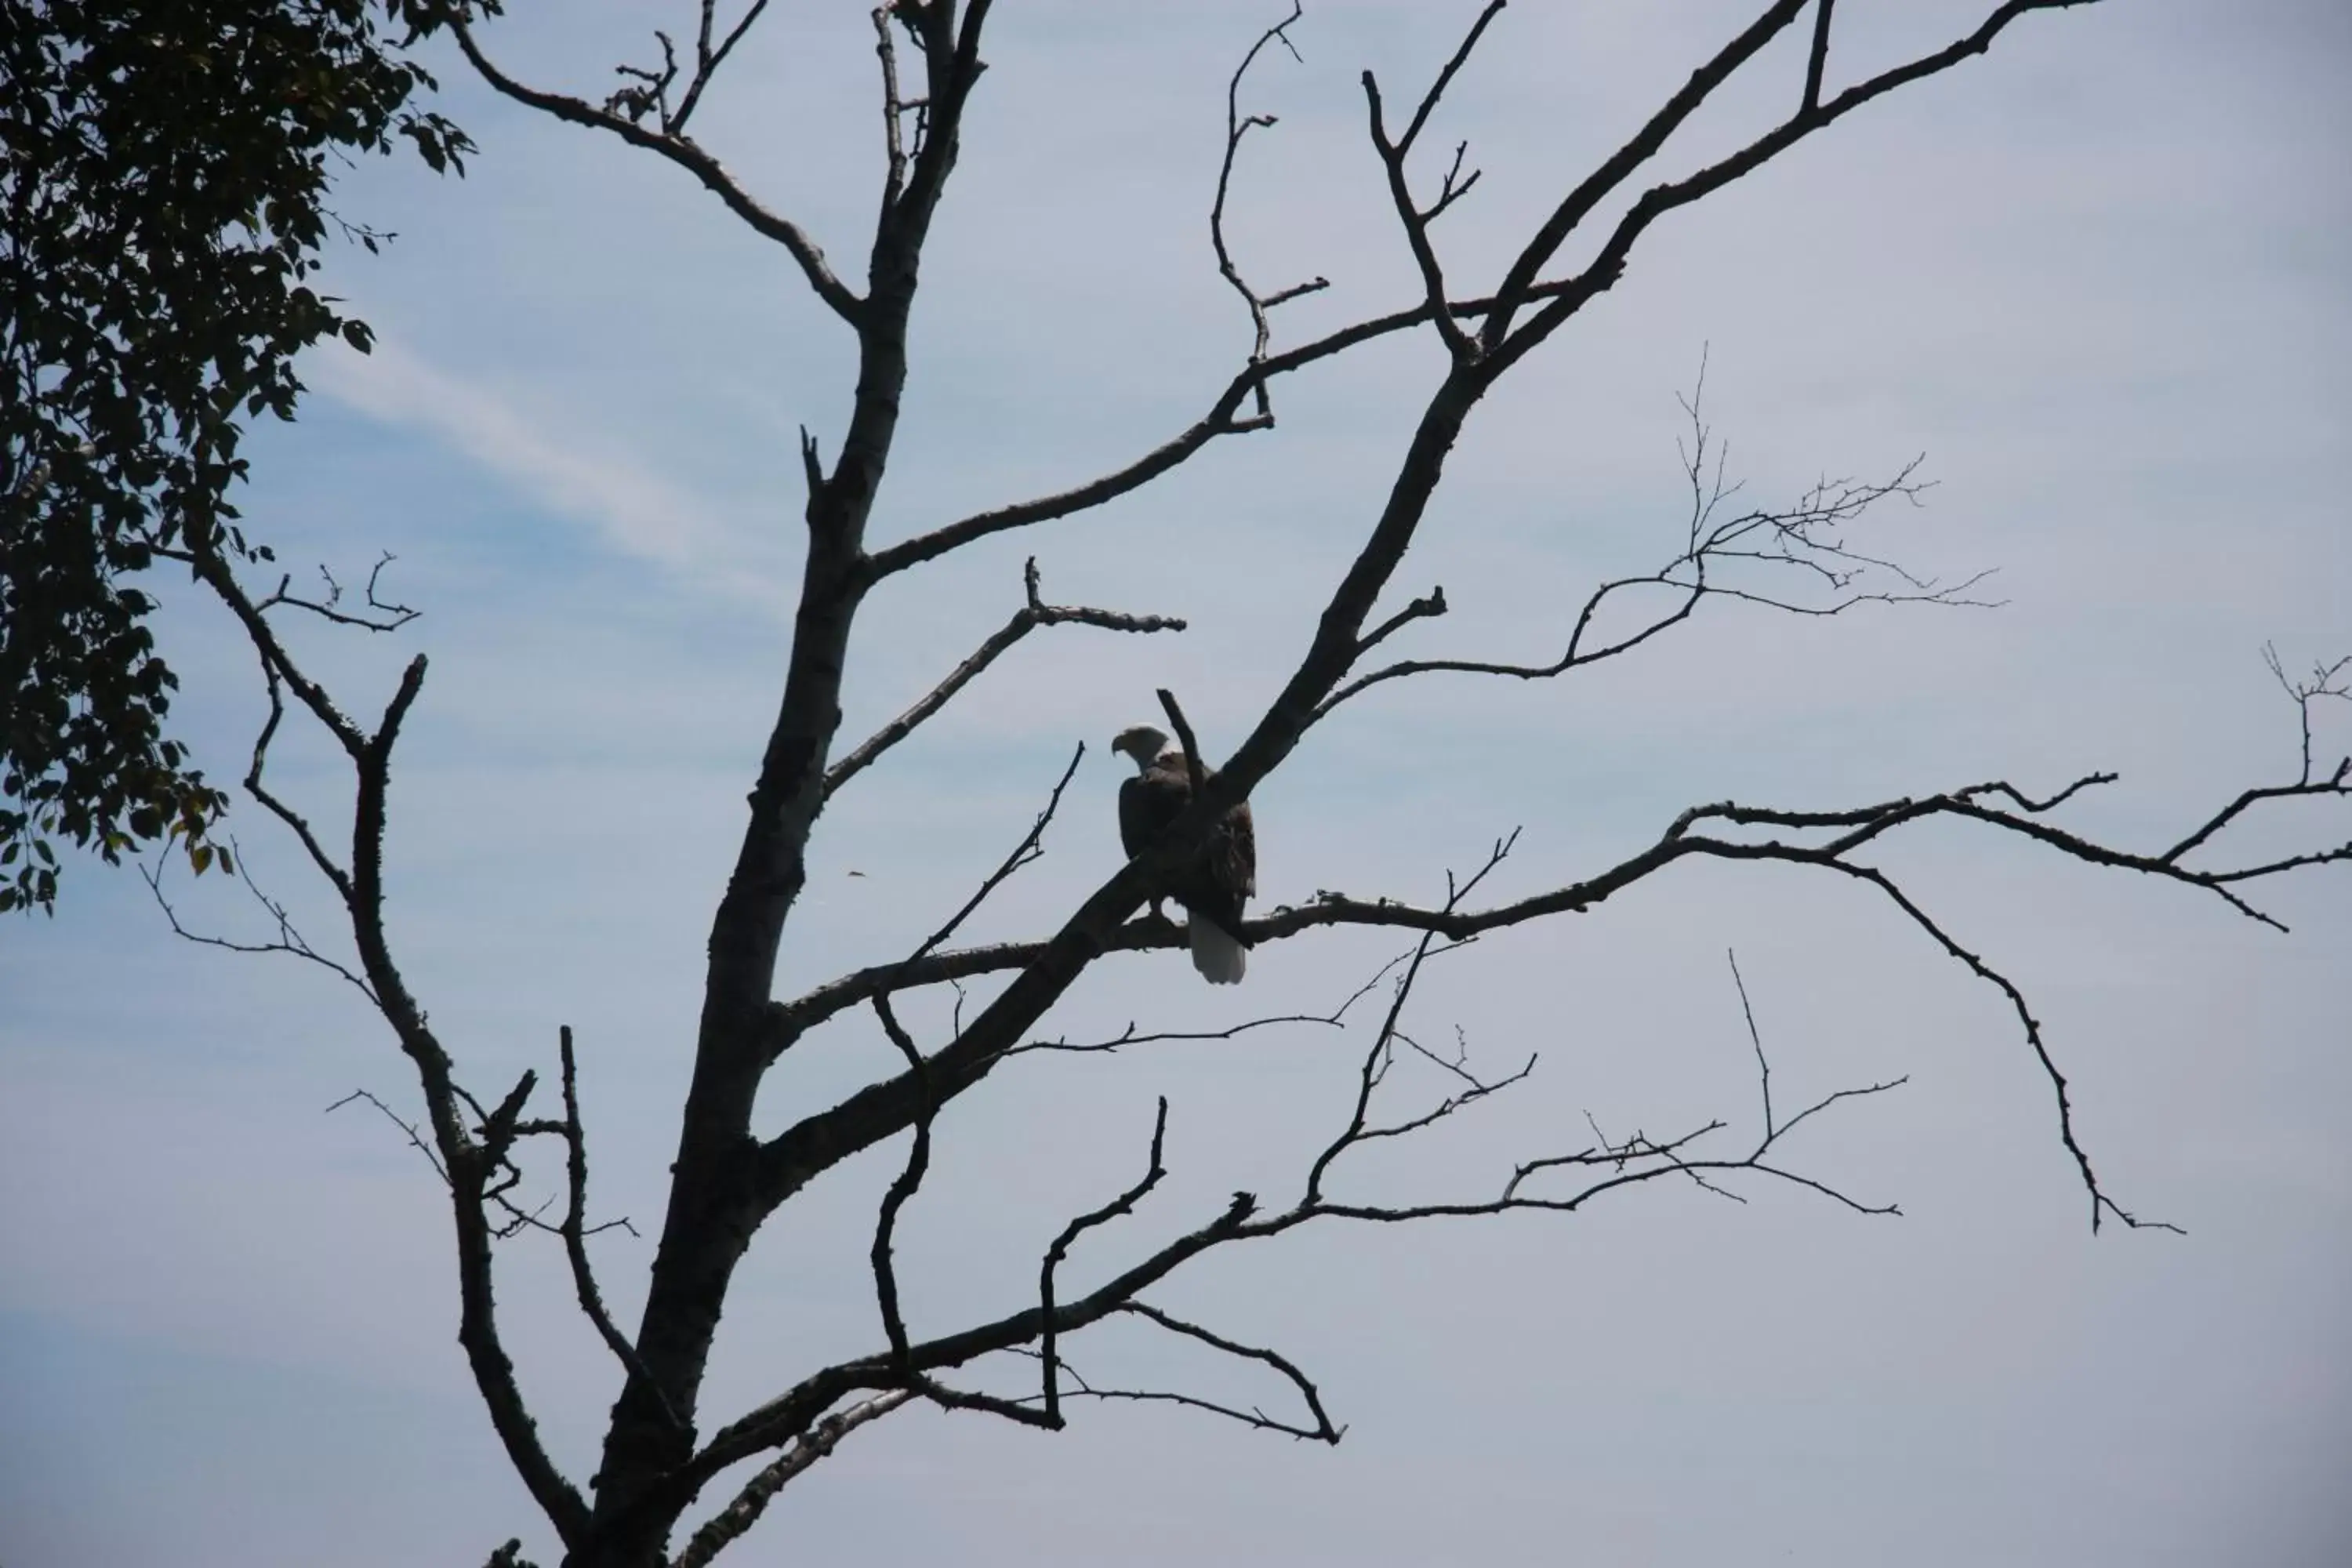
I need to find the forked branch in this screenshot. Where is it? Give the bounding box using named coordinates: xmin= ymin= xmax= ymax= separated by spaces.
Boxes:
xmin=685 ymin=868 xmax=1904 ymax=1507
xmin=1041 ymin=1098 xmax=1172 ymax=1423
xmin=673 ymin=1389 xmax=914 ymax=1568
xmin=254 ymin=551 xmax=419 ymax=632
xmin=902 ymin=742 xmax=1088 ymax=967
xmin=761 ymin=659 xmax=2347 ymax=1240
xmin=556 ymin=1027 xmax=682 ymax=1430
xmin=448 ymin=13 xmax=862 ymax=322
xmin=1484 ymin=2 xmax=2103 ymax=371
xmin=825 ymin=560 xmax=1181 ymax=800
xmin=1213 ymin=3 xmax=1329 ymax=423
xmin=1319 ymin=366 xmax=1980 ymax=716
xmin=1362 ymin=0 xmax=1508 ymax=359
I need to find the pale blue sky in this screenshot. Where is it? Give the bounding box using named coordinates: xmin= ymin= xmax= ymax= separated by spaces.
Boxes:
xmin=3 ymin=2 xmax=2348 ymax=1565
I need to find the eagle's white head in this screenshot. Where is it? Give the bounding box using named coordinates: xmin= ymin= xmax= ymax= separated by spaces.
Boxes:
xmin=1110 ymin=724 xmax=1172 ymax=774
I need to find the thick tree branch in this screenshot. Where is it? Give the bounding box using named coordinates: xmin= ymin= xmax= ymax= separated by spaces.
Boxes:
xmin=173 ymin=10 xmax=2242 ymax=1563
xmin=1803 ymin=0 xmax=1838 ymax=113
xmin=753 ymin=724 xmax=2345 ymax=1247
xmin=1482 ymin=0 xmax=1813 ymax=347
xmin=685 ymin=1186 xmax=1262 ymax=1485
xmin=592 ymin=2 xmax=1001 ymax=1529
xmin=670 ymin=0 xmax=773 ymax=136
xmin=872 ymin=5 xmax=910 ymax=206
xmin=1487 ymin=2 xmax=2103 ymax=376
xmin=171 ymin=542 xmax=369 ymax=757
xmin=1156 ymin=688 xmax=1208 ymax=801
xmin=856 ymin=275 xmax=1595 ymax=581
xmin=681 ymin=884 xmax=1903 ymax=1508
xmin=178 ymin=540 xmax=590 ymax=1548
xmin=670 ymin=1389 xmax=913 ymax=1568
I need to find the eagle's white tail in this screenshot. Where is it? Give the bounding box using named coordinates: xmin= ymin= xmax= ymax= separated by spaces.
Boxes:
xmin=1189 ymin=917 xmax=1247 ymax=985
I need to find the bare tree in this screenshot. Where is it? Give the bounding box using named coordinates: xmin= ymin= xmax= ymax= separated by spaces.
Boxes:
xmin=135 ymin=3 xmax=2347 ymax=1566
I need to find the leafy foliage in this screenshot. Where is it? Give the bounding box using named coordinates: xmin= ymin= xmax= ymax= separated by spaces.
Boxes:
xmin=0 ymin=0 xmax=474 ymax=913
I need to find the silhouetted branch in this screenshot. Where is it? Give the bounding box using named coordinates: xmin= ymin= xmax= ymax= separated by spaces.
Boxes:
xmin=904 ymin=742 xmax=1087 ymax=965
xmin=1042 ymin=1098 xmax=1171 ymax=1422
xmin=856 ymin=274 xmax=1593 ymax=581
xmin=159 ymin=8 xmax=2307 ymax=1563
xmin=1156 ymin=688 xmax=1207 ymax=800
xmin=1212 ymin=3 xmax=1327 ymax=423
xmin=1803 ymin=0 xmax=1838 ymax=112
xmin=1305 ymin=833 xmax=1518 ymax=1206
xmin=2263 ymin=643 xmax=2352 ymax=786
xmin=1068 ymin=1301 xmax=1345 ymax=1442
xmin=760 ymin=669 xmax=2347 ymax=1238
xmin=1007 ymin=949 xmax=1410 ymax=1057
xmin=180 ymin=502 xmax=590 ymax=1545
xmin=1362 ymin=0 xmax=1505 ymax=359
xmin=449 ymin=14 xmax=861 ymax=322
xmin=677 ymin=1 xmax=773 ymax=134
xmin=141 ymin=840 xmax=376 ymax=1002
xmin=1397 ymin=0 xmax=1507 ymax=155
xmin=684 ymin=903 xmax=1904 ymax=1505
xmin=243 ymin=669 xmax=352 ymax=899
xmin=326 ymin=1087 xmax=449 ymax=1183
xmin=1727 ymin=950 xmax=1774 ymax=1134
xmin=1284 ymin=934 xmax=1907 ymax=1227
xmin=554 ymin=1026 xmax=681 ymax=1430
xmin=1484 ymin=2 xmax=2104 ymax=372
xmin=672 ymin=1389 xmax=913 ymax=1568
xmin=825 ymin=560 xmax=1181 ymax=800
xmin=1319 ymin=362 xmax=1980 ymax=716
xmin=255 ymin=551 xmax=419 ymax=631
xmin=869 ymin=996 xmax=930 ymax=1371
xmin=1822 ymin=859 xmax=2172 ymax=1232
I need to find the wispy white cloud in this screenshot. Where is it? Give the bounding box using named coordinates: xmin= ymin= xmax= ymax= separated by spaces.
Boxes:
xmin=310 ymin=334 xmax=793 ymax=605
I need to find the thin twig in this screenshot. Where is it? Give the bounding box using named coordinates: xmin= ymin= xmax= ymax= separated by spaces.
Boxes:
xmin=826 ymin=560 xmax=1181 ymax=800
xmin=554 ymin=1026 xmax=679 ymax=1431
xmin=1040 ymin=1098 xmax=1171 ymax=1422
xmin=870 ymin=995 xmax=931 ymax=1370
xmin=1211 ymin=2 xmax=1327 ymax=423
xmin=905 ymin=742 xmax=1088 ymax=966
xmin=450 ymin=14 xmax=862 ymax=322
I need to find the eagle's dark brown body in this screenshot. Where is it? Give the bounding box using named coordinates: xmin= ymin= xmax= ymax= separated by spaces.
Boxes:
xmin=1117 ymin=746 xmax=1255 ymax=983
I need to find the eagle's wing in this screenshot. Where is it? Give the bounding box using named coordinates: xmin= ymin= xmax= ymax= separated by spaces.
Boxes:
xmin=1120 ymin=760 xmax=1189 ymax=862
xmin=1117 ymin=775 xmax=1153 ymax=862
xmin=1214 ymin=798 xmax=1256 ymax=906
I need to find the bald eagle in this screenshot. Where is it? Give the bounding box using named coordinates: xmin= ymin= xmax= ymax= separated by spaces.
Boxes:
xmin=1111 ymin=724 xmax=1256 ymax=985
